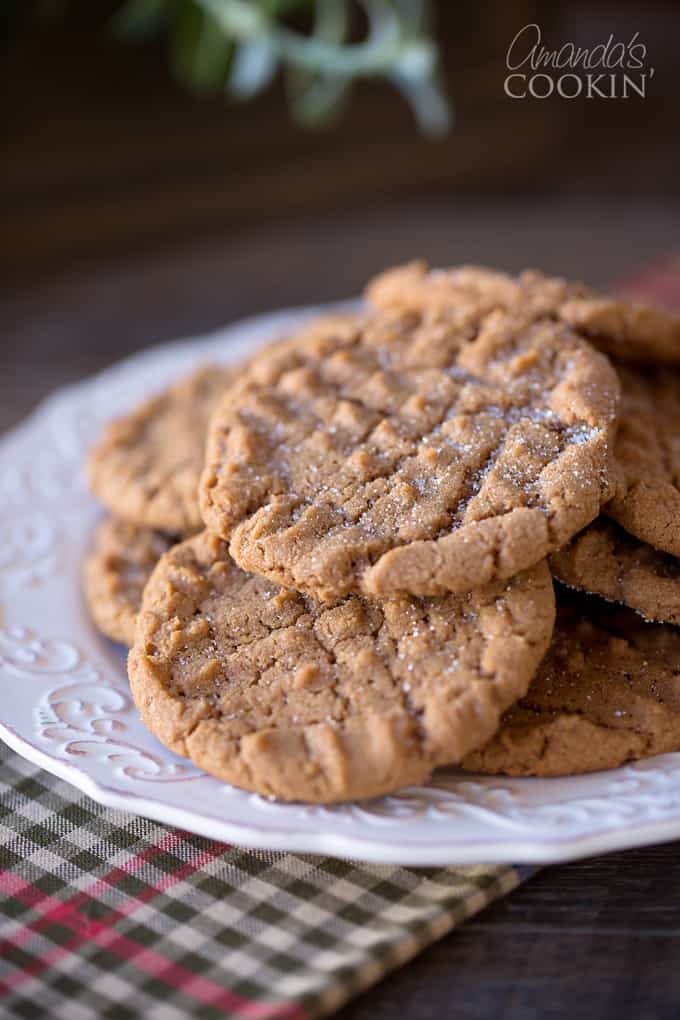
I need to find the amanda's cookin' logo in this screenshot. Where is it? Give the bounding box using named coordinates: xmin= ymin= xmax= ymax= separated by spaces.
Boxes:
xmin=504 ymin=23 xmax=654 ymax=99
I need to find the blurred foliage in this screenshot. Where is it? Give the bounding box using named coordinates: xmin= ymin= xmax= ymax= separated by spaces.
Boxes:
xmin=8 ymin=0 xmax=450 ymax=133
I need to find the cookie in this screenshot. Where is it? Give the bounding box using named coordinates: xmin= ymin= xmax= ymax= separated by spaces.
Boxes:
xmin=462 ymin=593 xmax=680 ymax=777
xmin=200 ymin=302 xmax=619 ymax=600
xmin=83 ymin=517 xmax=174 ymax=645
xmin=366 ymin=262 xmax=586 ymax=322
xmin=89 ymin=365 xmax=240 ymax=534
xmin=604 ymin=364 xmax=680 ymax=557
xmin=368 ymin=261 xmax=680 ymax=363
xmin=550 ymin=518 xmax=680 ymax=625
xmin=128 ymin=531 xmax=555 ymax=802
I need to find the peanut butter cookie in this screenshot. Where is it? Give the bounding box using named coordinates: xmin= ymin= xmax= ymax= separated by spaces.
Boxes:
xmin=89 ymin=365 xmax=240 ymax=534
xmin=551 ymin=518 xmax=680 ymax=625
xmin=604 ymin=364 xmax=680 ymax=557
xmin=201 ymin=302 xmax=619 ymax=600
xmin=368 ymin=262 xmax=680 ymax=363
xmin=128 ymin=531 xmax=555 ymax=802
xmin=83 ymin=517 xmax=174 ymax=645
xmin=463 ymin=592 xmax=680 ymax=777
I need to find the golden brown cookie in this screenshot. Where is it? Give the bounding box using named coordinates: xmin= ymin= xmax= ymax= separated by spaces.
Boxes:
xmin=368 ymin=262 xmax=680 ymax=363
xmin=128 ymin=531 xmax=555 ymax=803
xmin=560 ymin=295 xmax=680 ymax=365
xmin=462 ymin=592 xmax=680 ymax=777
xmin=550 ymin=518 xmax=680 ymax=625
xmin=83 ymin=517 xmax=174 ymax=645
xmin=604 ymin=364 xmax=680 ymax=557
xmin=89 ymin=365 xmax=240 ymax=534
xmin=200 ymin=299 xmax=619 ymax=600
xmin=366 ymin=262 xmax=585 ymax=322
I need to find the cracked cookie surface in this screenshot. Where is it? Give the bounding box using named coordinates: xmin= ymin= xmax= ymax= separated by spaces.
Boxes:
xmin=605 ymin=364 xmax=680 ymax=557
xmin=128 ymin=531 xmax=555 ymax=802
xmin=89 ymin=364 xmax=240 ymax=534
xmin=83 ymin=517 xmax=174 ymax=645
xmin=551 ymin=518 xmax=680 ymax=625
xmin=200 ymin=298 xmax=619 ymax=600
xmin=368 ymin=261 xmax=680 ymax=363
xmin=462 ymin=591 xmax=680 ymax=777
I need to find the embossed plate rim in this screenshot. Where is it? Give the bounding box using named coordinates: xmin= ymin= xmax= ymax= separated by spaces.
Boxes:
xmin=3 ymin=302 xmax=680 ymax=865
xmin=5 ymin=720 xmax=680 ymax=864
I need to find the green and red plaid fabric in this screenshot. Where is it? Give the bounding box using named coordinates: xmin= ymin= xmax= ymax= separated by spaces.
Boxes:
xmin=0 ymin=744 xmax=529 ymax=1019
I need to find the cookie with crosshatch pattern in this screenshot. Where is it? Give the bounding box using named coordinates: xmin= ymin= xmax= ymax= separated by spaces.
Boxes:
xmin=200 ymin=279 xmax=619 ymax=600
xmin=367 ymin=261 xmax=680 ymax=363
xmin=128 ymin=531 xmax=555 ymax=803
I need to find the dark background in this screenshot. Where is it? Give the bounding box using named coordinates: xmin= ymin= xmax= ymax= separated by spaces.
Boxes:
xmin=3 ymin=0 xmax=680 ymax=430
xmin=3 ymin=0 xmax=680 ymax=283
xmin=3 ymin=0 xmax=680 ymax=428
xmin=2 ymin=3 xmax=680 ymax=1017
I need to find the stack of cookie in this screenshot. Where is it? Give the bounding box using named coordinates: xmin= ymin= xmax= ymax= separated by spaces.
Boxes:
xmin=84 ymin=263 xmax=680 ymax=801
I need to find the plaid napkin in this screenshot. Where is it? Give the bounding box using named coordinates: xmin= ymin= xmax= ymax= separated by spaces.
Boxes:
xmin=0 ymin=744 xmax=531 ymax=1019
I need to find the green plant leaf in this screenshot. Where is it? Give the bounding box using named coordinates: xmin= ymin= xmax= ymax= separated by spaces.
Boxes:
xmin=389 ymin=66 xmax=451 ymax=136
xmin=171 ymin=1 xmax=233 ymax=94
xmin=391 ymin=0 xmax=428 ymax=35
xmin=283 ymin=0 xmax=350 ymax=125
xmin=287 ymin=69 xmax=350 ymax=125
xmin=33 ymin=0 xmax=453 ymax=135
xmin=196 ymin=0 xmax=267 ymax=39
xmin=227 ymin=37 xmax=278 ymax=99
xmin=313 ymin=0 xmax=348 ymax=44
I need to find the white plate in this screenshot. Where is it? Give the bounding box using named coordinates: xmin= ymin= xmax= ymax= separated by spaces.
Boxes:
xmin=3 ymin=304 xmax=680 ymax=866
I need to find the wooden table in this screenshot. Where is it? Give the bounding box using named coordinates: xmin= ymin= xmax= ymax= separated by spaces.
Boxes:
xmin=3 ymin=197 xmax=680 ymax=1019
